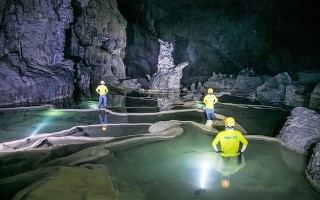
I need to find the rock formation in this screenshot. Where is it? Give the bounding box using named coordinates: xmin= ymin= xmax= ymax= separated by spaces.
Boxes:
xmin=117 ymin=0 xmax=320 ymax=81
xmin=149 ymin=39 xmax=188 ymax=92
xmin=69 ymin=0 xmax=127 ymax=94
xmin=307 ymin=143 xmax=320 ymax=188
xmin=277 ymin=107 xmax=320 ymax=189
xmin=277 ymin=107 xmax=320 ymax=154
xmin=309 ymin=82 xmax=320 ymax=112
xmin=0 ymin=0 xmax=75 ymax=107
xmin=256 ymin=72 xmax=292 ymax=103
xmin=0 ymin=0 xmax=127 ymax=106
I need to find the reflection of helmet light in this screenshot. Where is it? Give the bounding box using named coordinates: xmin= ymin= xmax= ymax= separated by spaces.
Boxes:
xmin=221 ymin=176 xmax=231 ymax=189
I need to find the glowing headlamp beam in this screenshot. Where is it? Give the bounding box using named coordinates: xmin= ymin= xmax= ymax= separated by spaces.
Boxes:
xmin=200 ymin=163 xmax=209 ymax=189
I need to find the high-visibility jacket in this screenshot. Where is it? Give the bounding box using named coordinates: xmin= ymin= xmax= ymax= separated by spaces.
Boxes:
xmin=212 ymin=129 xmax=248 ymax=157
xmin=96 ymin=85 xmax=108 ymax=96
xmin=203 ymin=94 xmax=218 ymax=109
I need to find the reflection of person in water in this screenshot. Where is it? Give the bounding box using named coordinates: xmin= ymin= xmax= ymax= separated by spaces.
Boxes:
xmin=98 ymin=111 xmax=108 ymax=131
xmin=213 ymin=153 xmax=246 ymax=189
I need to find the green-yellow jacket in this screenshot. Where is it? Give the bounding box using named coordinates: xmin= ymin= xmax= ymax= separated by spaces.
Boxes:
xmin=212 ymin=129 xmax=248 ymax=157
xmin=96 ymin=85 xmax=108 ymax=96
xmin=203 ymin=94 xmax=218 ymax=109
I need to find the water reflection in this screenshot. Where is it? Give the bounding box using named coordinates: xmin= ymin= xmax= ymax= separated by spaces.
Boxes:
xmin=98 ymin=110 xmax=108 ymax=131
xmin=213 ymin=154 xmax=246 ymax=189
xmin=196 ymin=153 xmax=246 ymax=195
xmin=0 ymin=99 xmax=319 ymax=200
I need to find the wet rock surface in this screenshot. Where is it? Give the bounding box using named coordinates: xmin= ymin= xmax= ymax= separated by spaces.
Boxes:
xmin=277 ymin=106 xmax=320 ymax=189
xmin=0 ymin=0 xmax=127 ymax=106
xmin=277 ymin=107 xmax=320 ymax=154
xmin=307 ymin=143 xmax=320 ymax=186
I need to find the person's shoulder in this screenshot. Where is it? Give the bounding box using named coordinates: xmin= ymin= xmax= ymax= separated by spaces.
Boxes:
xmin=217 ymin=130 xmax=226 ymax=134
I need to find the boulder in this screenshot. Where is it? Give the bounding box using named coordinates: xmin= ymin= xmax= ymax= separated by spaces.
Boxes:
xmin=122 ymin=79 xmax=141 ymax=90
xmin=231 ymin=75 xmax=264 ymax=94
xmin=306 ymin=142 xmax=320 ymax=187
xmin=256 ymin=72 xmax=292 ymax=103
xmin=277 ymin=107 xmax=320 ymax=154
xmin=309 ymin=82 xmax=320 ymax=112
xmin=285 ymin=84 xmax=307 ymax=107
xmin=204 ymin=72 xmax=236 ymax=92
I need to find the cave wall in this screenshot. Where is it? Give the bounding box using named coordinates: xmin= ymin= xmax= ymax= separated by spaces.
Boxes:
xmin=117 ymin=0 xmax=320 ymax=81
xmin=0 ymin=0 xmax=127 ymax=106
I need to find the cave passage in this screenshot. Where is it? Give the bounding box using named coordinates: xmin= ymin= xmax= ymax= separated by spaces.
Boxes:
xmin=0 ymin=93 xmax=318 ymax=200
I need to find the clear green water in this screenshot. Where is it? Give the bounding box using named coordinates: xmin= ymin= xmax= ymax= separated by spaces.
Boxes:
xmin=0 ymin=94 xmax=318 ymax=200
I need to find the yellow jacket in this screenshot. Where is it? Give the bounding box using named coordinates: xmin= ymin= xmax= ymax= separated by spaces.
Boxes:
xmin=96 ymin=85 xmax=108 ymax=96
xmin=203 ymin=94 xmax=218 ymax=109
xmin=212 ymin=129 xmax=248 ymax=157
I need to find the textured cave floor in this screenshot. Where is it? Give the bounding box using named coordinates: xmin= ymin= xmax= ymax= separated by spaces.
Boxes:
xmin=0 ymin=94 xmax=319 ymax=200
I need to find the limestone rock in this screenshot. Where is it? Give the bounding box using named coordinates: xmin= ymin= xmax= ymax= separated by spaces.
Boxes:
xmin=71 ymin=0 xmax=127 ymax=87
xmin=149 ymin=39 xmax=188 ymax=91
xmin=204 ymin=72 xmax=236 ymax=92
xmin=309 ymin=82 xmax=320 ymax=112
xmin=148 ymin=120 xmax=181 ymax=133
xmin=277 ymin=107 xmax=320 ymax=154
xmin=285 ymin=85 xmax=307 ymax=107
xmin=231 ymin=75 xmax=264 ymax=94
xmin=306 ymin=143 xmax=320 ymax=186
xmin=256 ymin=72 xmax=292 ymax=103
xmin=122 ymin=79 xmax=141 ymax=89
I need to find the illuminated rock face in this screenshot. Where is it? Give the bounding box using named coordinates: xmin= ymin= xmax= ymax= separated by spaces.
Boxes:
xmin=0 ymin=0 xmax=75 ymax=106
xmin=277 ymin=107 xmax=320 ymax=154
xmin=307 ymin=143 xmax=320 ymax=186
xmin=278 ymin=107 xmax=320 ymax=186
xmin=0 ymin=0 xmax=127 ymax=106
xmin=309 ymin=82 xmax=320 ymax=112
xmin=149 ymin=39 xmax=188 ymax=92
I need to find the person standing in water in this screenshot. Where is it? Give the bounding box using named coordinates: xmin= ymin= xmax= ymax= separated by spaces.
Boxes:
xmin=212 ymin=117 xmax=248 ymax=157
xmin=203 ymin=88 xmax=218 ymax=126
xmin=96 ymin=80 xmax=109 ymax=109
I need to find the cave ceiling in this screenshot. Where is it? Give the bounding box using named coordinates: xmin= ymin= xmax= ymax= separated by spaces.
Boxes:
xmin=117 ymin=0 xmax=320 ymax=78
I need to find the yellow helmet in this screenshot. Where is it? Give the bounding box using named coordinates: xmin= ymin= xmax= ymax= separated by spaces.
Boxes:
xmin=225 ymin=117 xmax=235 ymax=127
xmin=100 ymin=80 xmax=105 ymax=85
xmin=220 ymin=176 xmax=231 ymax=189
xmin=208 ymin=88 xmax=213 ymax=94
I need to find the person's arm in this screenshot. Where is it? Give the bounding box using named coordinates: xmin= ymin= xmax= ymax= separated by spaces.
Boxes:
xmin=105 ymin=85 xmax=109 ymax=93
xmin=213 ymin=95 xmax=218 ymax=104
xmin=212 ymin=133 xmax=221 ymax=152
xmin=238 ymin=132 xmax=248 ymax=153
xmin=96 ymin=86 xmax=100 ymax=94
xmin=203 ymin=95 xmax=208 ymax=105
xmin=240 ymin=145 xmax=247 ymax=153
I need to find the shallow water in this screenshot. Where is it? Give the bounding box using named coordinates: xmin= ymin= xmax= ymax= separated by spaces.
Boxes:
xmin=0 ymin=94 xmax=318 ymax=200
xmin=105 ymin=124 xmax=319 ymax=200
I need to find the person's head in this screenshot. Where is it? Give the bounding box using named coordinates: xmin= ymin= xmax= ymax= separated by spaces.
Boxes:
xmin=207 ymin=88 xmax=213 ymax=94
xmin=224 ymin=117 xmax=235 ymax=127
xmin=100 ymin=80 xmax=105 ymax=85
xmin=220 ymin=176 xmax=231 ymax=189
